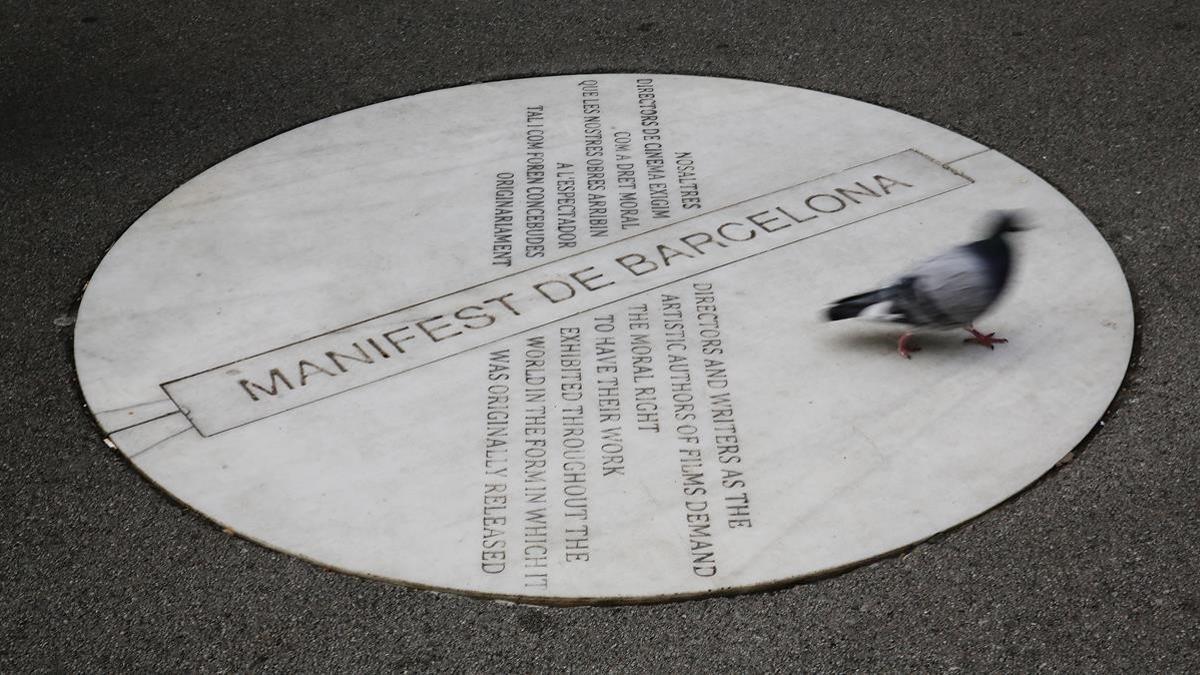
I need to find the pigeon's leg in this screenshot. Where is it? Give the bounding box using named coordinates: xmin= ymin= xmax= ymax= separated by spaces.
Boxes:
xmin=963 ymin=325 xmax=1009 ymax=350
xmin=898 ymin=331 xmax=921 ymax=359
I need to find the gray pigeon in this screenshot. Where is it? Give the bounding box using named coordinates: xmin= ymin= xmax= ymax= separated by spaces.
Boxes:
xmin=825 ymin=211 xmax=1024 ymax=358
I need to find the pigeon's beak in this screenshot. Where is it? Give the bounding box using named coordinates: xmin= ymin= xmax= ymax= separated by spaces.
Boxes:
xmin=989 ymin=210 xmax=1031 ymax=235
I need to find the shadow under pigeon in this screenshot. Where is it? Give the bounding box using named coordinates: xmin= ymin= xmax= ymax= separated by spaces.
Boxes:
xmin=824 ymin=328 xmax=966 ymax=357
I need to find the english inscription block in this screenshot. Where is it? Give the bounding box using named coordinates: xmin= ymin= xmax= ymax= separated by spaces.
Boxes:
xmin=76 ymin=75 xmax=1133 ymax=603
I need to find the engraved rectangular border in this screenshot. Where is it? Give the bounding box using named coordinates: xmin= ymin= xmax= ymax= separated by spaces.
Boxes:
xmin=161 ymin=149 xmax=974 ymax=436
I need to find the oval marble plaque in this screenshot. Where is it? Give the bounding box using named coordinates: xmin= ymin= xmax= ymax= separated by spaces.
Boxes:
xmin=76 ymin=74 xmax=1132 ymax=603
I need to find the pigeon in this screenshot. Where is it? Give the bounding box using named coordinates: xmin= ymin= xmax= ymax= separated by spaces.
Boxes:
xmin=825 ymin=211 xmax=1025 ymax=358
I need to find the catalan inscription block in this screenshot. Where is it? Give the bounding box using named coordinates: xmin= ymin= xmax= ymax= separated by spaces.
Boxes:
xmin=75 ymin=75 xmax=1133 ymax=603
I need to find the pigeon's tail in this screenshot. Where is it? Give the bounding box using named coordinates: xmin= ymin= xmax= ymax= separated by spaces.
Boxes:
xmin=825 ymin=288 xmax=894 ymax=321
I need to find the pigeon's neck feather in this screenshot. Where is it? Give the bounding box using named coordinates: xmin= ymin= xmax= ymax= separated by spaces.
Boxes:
xmin=966 ymin=236 xmax=1012 ymax=290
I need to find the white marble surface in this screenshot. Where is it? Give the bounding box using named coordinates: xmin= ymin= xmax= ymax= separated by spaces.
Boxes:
xmin=74 ymin=74 xmax=1133 ymax=603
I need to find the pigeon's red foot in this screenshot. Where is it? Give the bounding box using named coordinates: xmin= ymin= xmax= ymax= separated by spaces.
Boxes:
xmin=963 ymin=326 xmax=1008 ymax=350
xmin=898 ymin=331 xmax=921 ymax=359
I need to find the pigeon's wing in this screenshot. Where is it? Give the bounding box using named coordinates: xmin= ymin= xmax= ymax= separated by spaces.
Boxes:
xmin=902 ymin=246 xmax=1001 ymax=326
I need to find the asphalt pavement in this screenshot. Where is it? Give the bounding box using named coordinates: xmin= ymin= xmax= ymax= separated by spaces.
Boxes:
xmin=2 ymin=1 xmax=1198 ymax=670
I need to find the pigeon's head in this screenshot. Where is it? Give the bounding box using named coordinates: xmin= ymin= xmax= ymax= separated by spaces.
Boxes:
xmin=987 ymin=210 xmax=1027 ymax=238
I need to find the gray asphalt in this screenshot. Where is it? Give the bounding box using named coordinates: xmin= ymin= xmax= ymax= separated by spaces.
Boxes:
xmin=2 ymin=1 xmax=1198 ymax=671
